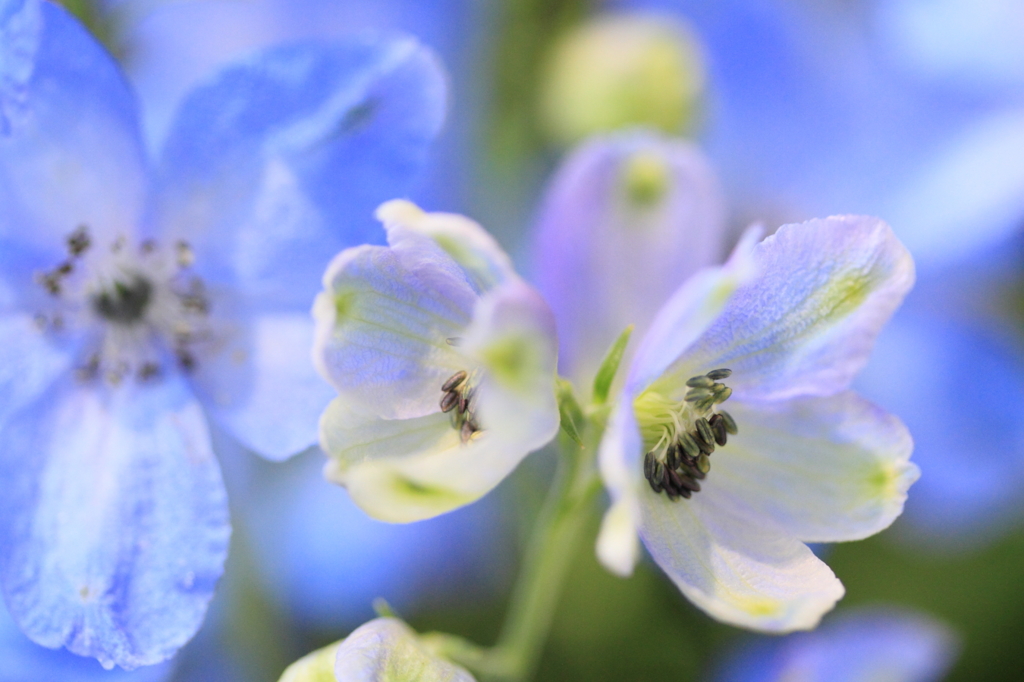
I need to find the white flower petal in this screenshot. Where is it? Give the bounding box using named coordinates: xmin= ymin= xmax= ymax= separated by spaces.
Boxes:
xmin=639 ymin=488 xmax=844 ymax=632
xmin=377 ymin=200 xmax=518 ymax=292
xmin=710 ymin=393 xmax=918 ymax=543
xmin=334 ymin=618 xmax=476 ymax=682
xmin=312 ymin=237 xmax=476 ymax=420
xmin=320 ymin=399 xmax=531 ymax=523
xmin=595 ymin=395 xmax=646 ymax=576
xmin=461 ymin=280 xmax=560 ymax=449
xmin=673 ymin=215 xmax=914 ymax=401
xmin=596 ymin=498 xmax=640 ymax=577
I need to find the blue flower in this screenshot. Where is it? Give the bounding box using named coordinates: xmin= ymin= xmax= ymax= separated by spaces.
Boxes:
xmin=596 ymin=216 xmax=917 ymax=631
xmin=714 ymin=606 xmax=958 ymax=682
xmin=0 ymin=0 xmax=446 ymax=669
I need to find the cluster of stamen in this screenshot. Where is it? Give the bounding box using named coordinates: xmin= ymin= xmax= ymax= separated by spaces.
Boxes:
xmin=34 ymin=225 xmax=212 ymax=385
xmin=642 ymin=368 xmax=738 ymax=500
xmin=439 ymin=370 xmax=481 ymax=443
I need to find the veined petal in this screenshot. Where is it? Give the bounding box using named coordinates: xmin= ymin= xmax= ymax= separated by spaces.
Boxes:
xmin=638 ymin=489 xmax=844 ymax=633
xmin=0 ymin=0 xmax=146 ymax=269
xmin=377 ymin=200 xmax=518 ymax=293
xmin=673 ymin=216 xmax=914 ymax=401
xmin=332 ymin=618 xmax=475 ymax=682
xmin=711 ymin=393 xmax=918 ymax=543
xmin=312 ymin=231 xmax=476 ymax=420
xmin=628 ymin=225 xmax=760 ymax=393
xmin=155 ymin=37 xmax=447 ymax=309
xmin=0 ymin=375 xmax=230 ymax=669
xmin=320 ymin=400 xmax=525 ymax=523
xmin=533 ymin=130 xmax=727 ymax=384
xmin=461 ymin=280 xmax=559 ymax=450
xmin=191 ymin=311 xmax=335 ymax=461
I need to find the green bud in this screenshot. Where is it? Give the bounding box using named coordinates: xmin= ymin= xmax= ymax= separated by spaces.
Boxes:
xmin=539 ymin=13 xmax=706 ymax=146
xmin=279 ymin=642 xmax=342 ymax=682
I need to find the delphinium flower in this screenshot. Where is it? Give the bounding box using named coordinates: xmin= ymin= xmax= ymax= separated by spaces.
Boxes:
xmin=714 ymin=606 xmax=958 ymax=682
xmin=595 ymin=214 xmax=918 ymax=630
xmin=312 ymin=200 xmax=560 ymax=523
xmin=0 ymin=0 xmax=446 ymax=668
xmin=604 ymin=0 xmax=1024 ymax=546
xmin=280 ymin=617 xmax=476 ymax=682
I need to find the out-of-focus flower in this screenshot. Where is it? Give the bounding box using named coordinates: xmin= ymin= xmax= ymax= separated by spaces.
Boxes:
xmin=280 ymin=618 xmax=475 ymax=682
xmin=313 ymin=200 xmax=559 ymax=523
xmin=537 ymin=13 xmax=705 ymax=147
xmin=0 ymin=0 xmax=446 ymax=668
xmin=714 ymin=606 xmax=959 ymax=682
xmin=533 ymin=129 xmax=725 ymax=388
xmin=597 ymin=216 xmax=917 ymax=631
xmin=0 ymin=599 xmax=174 ymax=681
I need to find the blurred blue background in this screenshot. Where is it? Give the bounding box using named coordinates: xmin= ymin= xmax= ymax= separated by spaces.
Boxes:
xmin=7 ymin=0 xmax=1024 ymax=679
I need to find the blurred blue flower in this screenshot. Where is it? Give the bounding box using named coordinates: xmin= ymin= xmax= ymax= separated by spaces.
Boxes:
xmin=0 ymin=598 xmax=174 ymax=681
xmin=714 ymin=606 xmax=958 ymax=682
xmin=608 ymin=0 xmax=1024 ymax=546
xmin=0 ymin=0 xmax=446 ymax=669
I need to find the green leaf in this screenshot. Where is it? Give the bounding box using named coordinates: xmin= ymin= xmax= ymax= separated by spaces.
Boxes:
xmin=557 ymin=378 xmax=585 ymax=447
xmin=592 ymin=325 xmax=634 ymax=405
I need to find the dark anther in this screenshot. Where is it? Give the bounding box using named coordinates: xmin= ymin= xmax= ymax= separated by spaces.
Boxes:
xmin=709 ymin=414 xmax=728 ymax=446
xmin=57 ymin=262 xmax=73 ymax=276
xmin=445 ymin=337 xmax=462 ymax=347
xmin=67 ymin=226 xmax=91 ymax=256
xmin=694 ymin=418 xmax=715 ymax=454
xmin=178 ymin=350 xmax=196 ymax=372
xmin=719 ymin=410 xmax=738 ymax=435
xmin=706 ymin=368 xmax=732 ymax=381
xmin=674 ymin=471 xmax=701 ymax=493
xmin=442 ymin=370 xmax=468 ymax=393
xmin=440 ymin=390 xmax=460 ymax=413
xmin=139 ymin=362 xmax=161 ymax=381
xmin=664 ymin=444 xmax=679 ymax=470
xmin=679 ymin=432 xmax=700 ymax=459
xmin=38 ymin=272 xmax=61 ymax=295
xmin=696 ymin=453 xmax=711 ymax=474
xmin=93 ymin=276 xmax=152 ymax=324
xmin=685 ymin=375 xmax=714 ymax=388
xmin=644 ymin=452 xmax=655 ymax=481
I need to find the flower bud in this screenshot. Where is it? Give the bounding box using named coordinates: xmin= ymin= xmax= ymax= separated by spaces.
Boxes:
xmin=539 ymin=13 xmax=706 ymax=146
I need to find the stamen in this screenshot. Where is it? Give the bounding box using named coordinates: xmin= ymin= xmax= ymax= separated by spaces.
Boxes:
xmin=441 ymin=370 xmax=468 ymax=393
xmin=440 ymin=390 xmax=460 ymax=413
xmin=439 ymin=371 xmax=483 ymax=443
xmin=706 ymin=368 xmax=732 ymax=381
xmin=67 ymin=225 xmax=91 ymax=256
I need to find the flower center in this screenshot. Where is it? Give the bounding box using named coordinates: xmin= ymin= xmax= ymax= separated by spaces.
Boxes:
xmin=635 ymin=368 xmax=738 ymax=500
xmin=439 ymin=369 xmax=482 ymax=443
xmin=34 ymin=225 xmax=212 ymax=385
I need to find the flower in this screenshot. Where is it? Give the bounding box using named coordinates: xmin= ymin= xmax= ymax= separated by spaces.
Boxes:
xmin=714 ymin=606 xmax=958 ymax=682
xmin=280 ymin=618 xmax=476 ymax=682
xmin=0 ymin=0 xmax=446 ymax=668
xmin=596 ymin=215 xmax=918 ymax=631
xmin=533 ymin=129 xmax=726 ymax=387
xmin=312 ymin=200 xmax=560 ymax=523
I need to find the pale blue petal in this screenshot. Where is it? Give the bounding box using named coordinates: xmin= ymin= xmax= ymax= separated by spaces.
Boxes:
xmin=154 ymin=37 xmax=447 ymax=309
xmin=0 ymin=599 xmax=174 ymax=681
xmin=715 ymin=606 xmax=958 ymax=682
xmin=313 ymin=231 xmax=476 ymax=421
xmin=189 ymin=311 xmax=335 ymax=461
xmin=0 ymin=0 xmax=147 ymax=270
xmin=712 ymin=393 xmax=917 ymax=543
xmin=856 ymin=312 xmax=1024 ymax=546
xmin=0 ymin=313 xmax=77 ymax=427
xmin=0 ymin=375 xmax=230 ymax=669
xmin=533 ymin=130 xmax=727 ymax=385
xmin=676 ymin=216 xmax=914 ymax=401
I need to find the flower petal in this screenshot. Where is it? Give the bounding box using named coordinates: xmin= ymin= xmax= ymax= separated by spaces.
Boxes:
xmin=0 ymin=313 xmax=77 ymax=427
xmin=312 ymin=230 xmax=476 ymax=421
xmin=190 ymin=311 xmax=336 ymax=461
xmin=320 ymin=400 xmax=523 ymax=523
xmin=461 ymin=280 xmax=560 ymax=450
xmin=595 ymin=397 xmax=645 ymax=577
xmin=710 ymin=392 xmax=918 ymax=543
xmin=0 ymin=0 xmax=146 ymax=269
xmin=638 ymin=489 xmax=844 ymax=633
xmin=377 ymin=199 xmax=518 ymax=293
xmin=674 ymin=216 xmax=914 ymax=401
xmin=154 ymin=37 xmax=447 ymax=308
xmin=0 ymin=599 xmax=174 ymax=681
xmin=533 ymin=130 xmax=726 ymax=384
xmin=0 ymin=375 xmax=230 ymax=669
xmin=627 ymin=224 xmax=760 ymax=393
xmin=332 ymin=618 xmax=476 ymax=682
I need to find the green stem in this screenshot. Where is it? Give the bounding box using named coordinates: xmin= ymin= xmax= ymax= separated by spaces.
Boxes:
xmin=432 ymin=421 xmax=604 ymax=682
